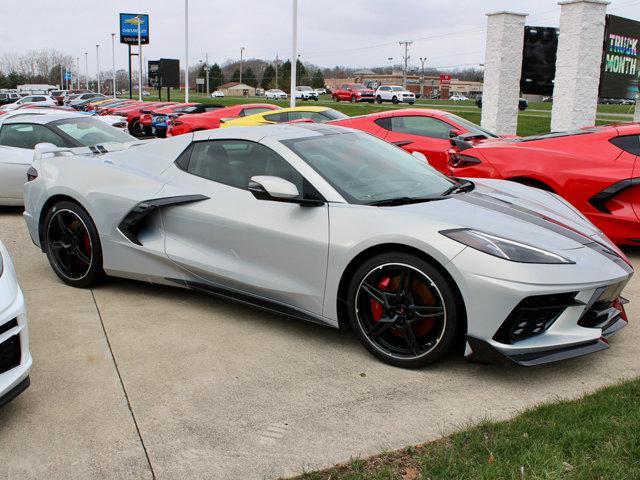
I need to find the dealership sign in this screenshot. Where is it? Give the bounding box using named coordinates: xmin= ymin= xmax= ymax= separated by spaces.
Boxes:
xmin=521 ymin=26 xmax=559 ymax=96
xmin=120 ymin=13 xmax=149 ymax=45
xmin=439 ymin=74 xmax=452 ymax=84
xmin=599 ymin=15 xmax=639 ymax=99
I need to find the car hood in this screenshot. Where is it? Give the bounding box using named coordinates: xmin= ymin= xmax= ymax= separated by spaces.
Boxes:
xmin=395 ymin=178 xmax=619 ymax=254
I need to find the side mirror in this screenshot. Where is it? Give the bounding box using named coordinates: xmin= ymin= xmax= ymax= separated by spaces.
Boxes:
xmin=412 ymin=151 xmax=429 ymax=165
xmin=249 ymin=175 xmax=300 ymax=200
xmin=449 ymin=129 xmax=462 ymax=138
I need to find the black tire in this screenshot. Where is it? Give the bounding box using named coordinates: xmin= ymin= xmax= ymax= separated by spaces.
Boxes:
xmin=43 ymin=201 xmax=104 ymax=288
xmin=350 ymin=95 xmax=357 ymax=103
xmin=333 ymin=95 xmax=339 ymax=102
xmin=313 ymin=97 xmax=319 ymax=101
xmin=392 ymin=96 xmax=399 ymax=104
xmin=346 ymin=251 xmax=459 ymax=368
xmin=376 ymin=95 xmax=383 ymax=104
xmin=408 ymin=102 xmax=415 ymax=105
xmin=130 ymin=119 xmax=144 ymax=137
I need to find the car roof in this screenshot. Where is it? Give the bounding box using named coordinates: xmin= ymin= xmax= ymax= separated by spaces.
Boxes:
xmin=2 ymin=112 xmax=84 ymax=124
xmin=194 ymin=122 xmax=352 ymax=142
xmin=269 ymin=106 xmax=329 ymax=114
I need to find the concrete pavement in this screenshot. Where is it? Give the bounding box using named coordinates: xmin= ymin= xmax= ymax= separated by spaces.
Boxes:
xmin=0 ymin=207 xmax=639 ymax=479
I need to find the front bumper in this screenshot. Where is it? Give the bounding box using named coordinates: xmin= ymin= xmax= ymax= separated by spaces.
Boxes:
xmin=449 ymin=244 xmax=633 ymax=366
xmin=0 ymin=245 xmax=32 ymax=408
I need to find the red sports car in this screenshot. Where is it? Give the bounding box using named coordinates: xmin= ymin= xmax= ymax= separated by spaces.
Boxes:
xmin=332 ymin=108 xmax=498 ymax=172
xmin=110 ymin=102 xmax=175 ymax=137
xmin=166 ymin=103 xmax=280 ymax=136
xmin=447 ymin=124 xmax=640 ymax=246
xmin=139 ymin=102 xmax=224 ymax=137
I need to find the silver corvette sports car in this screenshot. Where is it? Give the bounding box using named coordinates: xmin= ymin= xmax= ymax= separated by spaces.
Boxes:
xmin=23 ymin=124 xmax=632 ymax=368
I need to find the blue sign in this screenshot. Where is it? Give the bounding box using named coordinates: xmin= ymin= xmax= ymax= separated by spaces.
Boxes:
xmin=64 ymin=72 xmax=72 ymax=81
xmin=119 ymin=13 xmax=149 ymax=45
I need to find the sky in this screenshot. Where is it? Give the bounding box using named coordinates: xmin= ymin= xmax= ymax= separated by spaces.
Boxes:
xmin=0 ymin=0 xmax=639 ymax=76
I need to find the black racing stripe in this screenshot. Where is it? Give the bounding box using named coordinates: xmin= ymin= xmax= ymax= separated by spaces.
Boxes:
xmin=458 ymin=191 xmax=632 ymax=273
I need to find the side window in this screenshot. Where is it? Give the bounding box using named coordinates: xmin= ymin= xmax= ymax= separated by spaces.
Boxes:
xmin=0 ymin=123 xmax=66 ymax=149
xmin=262 ymin=112 xmax=289 ymax=123
xmin=374 ymin=117 xmax=392 ymax=131
xmin=185 ymin=140 xmax=304 ymax=193
xmin=610 ymin=135 xmax=640 ymax=155
xmin=390 ymin=116 xmax=454 ymax=139
xmin=288 ymin=111 xmax=327 ymax=123
xmin=241 ymin=107 xmax=273 ymax=117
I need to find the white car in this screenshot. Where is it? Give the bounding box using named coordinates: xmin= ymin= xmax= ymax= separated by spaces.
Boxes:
xmin=0 ymin=241 xmax=31 ymax=409
xmin=295 ymin=86 xmax=319 ymax=101
xmin=264 ymin=89 xmax=288 ymax=100
xmin=314 ymin=88 xmax=327 ymax=95
xmin=450 ymin=94 xmax=469 ymax=101
xmin=0 ymin=114 xmax=136 ymax=205
xmin=2 ymin=95 xmax=56 ymax=111
xmin=142 ymin=91 xmax=151 ymax=97
xmin=0 ymin=108 xmax=129 ymax=130
xmin=375 ymin=86 xmax=415 ymax=104
xmin=211 ymin=91 xmax=225 ymax=98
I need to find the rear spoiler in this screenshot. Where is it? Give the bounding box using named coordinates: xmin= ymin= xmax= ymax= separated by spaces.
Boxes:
xmin=449 ymin=133 xmax=490 ymax=151
xmin=34 ymin=140 xmax=149 ymax=160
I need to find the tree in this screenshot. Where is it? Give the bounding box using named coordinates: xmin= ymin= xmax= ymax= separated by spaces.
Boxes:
xmin=261 ymin=64 xmax=275 ymax=90
xmin=0 ymin=71 xmax=6 ymax=89
xmin=230 ymin=68 xmax=240 ymax=83
xmin=209 ymin=63 xmax=224 ymax=90
xmin=278 ymin=59 xmax=307 ymax=91
xmin=6 ymin=71 xmax=25 ymax=89
xmin=243 ymin=67 xmax=257 ymax=87
xmin=310 ymin=69 xmax=325 ymax=89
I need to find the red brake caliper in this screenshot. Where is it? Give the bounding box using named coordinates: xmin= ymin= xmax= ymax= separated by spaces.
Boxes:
xmin=370 ymin=277 xmax=390 ymax=322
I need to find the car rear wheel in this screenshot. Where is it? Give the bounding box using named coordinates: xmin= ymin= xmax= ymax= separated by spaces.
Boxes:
xmin=350 ymin=95 xmax=357 ymax=103
xmin=130 ymin=120 xmax=145 ymax=137
xmin=43 ymin=201 xmax=104 ymax=288
xmin=346 ymin=252 xmax=459 ymax=368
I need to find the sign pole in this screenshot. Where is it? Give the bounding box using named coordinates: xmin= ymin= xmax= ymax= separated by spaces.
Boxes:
xmin=137 ymin=17 xmax=143 ymax=101
xmin=128 ymin=45 xmax=133 ymax=99
xmin=111 ymin=34 xmax=116 ymax=97
xmin=184 ymin=0 xmax=189 ymax=103
xmin=290 ymin=0 xmax=297 ymax=108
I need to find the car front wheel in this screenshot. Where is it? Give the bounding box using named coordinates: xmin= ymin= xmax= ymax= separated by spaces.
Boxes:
xmin=346 ymin=252 xmax=459 ymax=368
xmin=350 ymin=95 xmax=357 ymax=103
xmin=376 ymin=95 xmax=383 ymax=104
xmin=333 ymin=95 xmax=339 ymax=102
xmin=43 ymin=201 xmax=104 ymax=288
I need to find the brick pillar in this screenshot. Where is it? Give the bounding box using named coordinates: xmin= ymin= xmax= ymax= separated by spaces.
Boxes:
xmin=550 ymin=0 xmax=609 ymax=131
xmin=481 ymin=11 xmax=528 ymax=136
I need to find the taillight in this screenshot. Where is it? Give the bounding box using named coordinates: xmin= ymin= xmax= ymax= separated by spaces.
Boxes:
xmin=27 ymin=166 xmax=38 ymax=182
xmin=447 ymin=150 xmax=481 ymax=168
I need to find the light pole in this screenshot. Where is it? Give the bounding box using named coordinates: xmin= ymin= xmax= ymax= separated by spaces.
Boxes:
xmin=76 ymin=57 xmax=80 ymax=89
xmin=388 ymin=57 xmax=393 ymax=74
xmin=239 ymin=47 xmax=245 ymax=84
xmin=137 ymin=16 xmax=143 ymax=101
xmin=419 ymin=57 xmax=427 ymax=98
xmin=205 ymin=52 xmax=209 ymax=96
xmin=60 ymin=65 xmax=63 ymax=90
xmin=84 ymin=52 xmax=88 ymax=90
xmin=399 ymin=41 xmax=412 ymax=89
xmin=111 ymin=33 xmax=117 ymax=97
xmin=185 ymin=0 xmax=189 ymax=102
xmin=96 ymin=44 xmax=101 ymax=94
xmin=290 ymin=0 xmax=298 ymax=107
xmin=274 ymin=53 xmax=279 ymax=89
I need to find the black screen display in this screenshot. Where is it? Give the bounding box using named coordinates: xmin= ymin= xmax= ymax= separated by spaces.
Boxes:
xmin=521 ymin=26 xmax=559 ymax=96
xmin=599 ymin=15 xmax=640 ymax=100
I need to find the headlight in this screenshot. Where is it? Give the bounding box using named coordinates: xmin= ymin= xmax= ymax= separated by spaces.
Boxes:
xmin=441 ymin=228 xmax=575 ymax=264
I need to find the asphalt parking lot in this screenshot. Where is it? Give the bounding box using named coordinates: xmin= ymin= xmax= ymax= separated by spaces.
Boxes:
xmin=1 ymin=207 xmax=639 ymax=480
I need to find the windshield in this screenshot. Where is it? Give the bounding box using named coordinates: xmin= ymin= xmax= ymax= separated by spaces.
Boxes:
xmin=319 ymin=109 xmax=348 ymax=120
xmin=299 ymin=86 xmax=312 ymax=91
xmin=391 ymin=86 xmax=405 ymax=91
xmin=351 ymin=85 xmax=366 ymax=90
xmin=281 ymin=132 xmax=455 ymax=204
xmin=444 ymin=113 xmax=499 ymax=138
xmin=50 ymin=117 xmax=134 ymax=146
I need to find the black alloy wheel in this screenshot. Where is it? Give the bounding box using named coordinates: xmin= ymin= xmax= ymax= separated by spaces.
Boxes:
xmin=130 ymin=119 xmax=145 ymax=137
xmin=347 ymin=252 xmax=458 ymax=368
xmin=392 ymin=96 xmax=399 ymax=104
xmin=44 ymin=201 xmax=104 ymax=288
xmin=376 ymin=95 xmax=383 ymax=104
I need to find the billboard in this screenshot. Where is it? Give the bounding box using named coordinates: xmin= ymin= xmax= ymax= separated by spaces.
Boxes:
xmin=599 ymin=15 xmax=639 ymax=100
xmin=521 ymin=26 xmax=559 ymax=96
xmin=148 ymin=60 xmax=160 ymax=88
xmin=120 ymin=13 xmax=149 ymax=45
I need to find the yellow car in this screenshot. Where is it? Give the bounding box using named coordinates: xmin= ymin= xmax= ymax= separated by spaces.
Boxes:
xmin=221 ymin=106 xmax=347 ymax=127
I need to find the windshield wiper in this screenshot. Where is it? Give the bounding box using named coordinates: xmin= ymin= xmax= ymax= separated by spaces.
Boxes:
xmin=441 ymin=179 xmax=475 ymax=197
xmin=365 ymin=196 xmax=440 ymax=207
